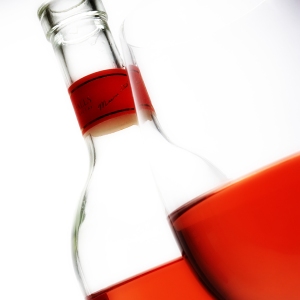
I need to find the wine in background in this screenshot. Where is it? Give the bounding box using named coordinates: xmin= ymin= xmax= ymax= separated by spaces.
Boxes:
xmin=87 ymin=258 xmax=215 ymax=300
xmin=171 ymin=153 xmax=300 ymax=300
xmin=122 ymin=2 xmax=300 ymax=298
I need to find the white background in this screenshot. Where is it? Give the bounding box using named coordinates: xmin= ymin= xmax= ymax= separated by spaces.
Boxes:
xmin=0 ymin=0 xmax=149 ymax=299
xmin=1 ymin=0 xmax=300 ymax=299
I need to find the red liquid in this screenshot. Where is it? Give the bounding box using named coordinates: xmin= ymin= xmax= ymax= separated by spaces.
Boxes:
xmin=86 ymin=257 xmax=215 ymax=300
xmin=170 ymin=154 xmax=300 ymax=300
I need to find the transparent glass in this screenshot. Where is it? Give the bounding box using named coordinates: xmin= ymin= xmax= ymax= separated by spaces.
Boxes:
xmin=121 ymin=0 xmax=300 ymax=299
xmin=38 ymin=1 xmax=218 ymax=299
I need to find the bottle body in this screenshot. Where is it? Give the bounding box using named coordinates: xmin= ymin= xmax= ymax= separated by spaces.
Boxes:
xmin=124 ymin=53 xmax=300 ymax=300
xmin=72 ymin=115 xmax=181 ymax=295
xmin=121 ymin=1 xmax=300 ymax=299
xmin=68 ymin=68 xmax=215 ymax=298
xmin=169 ymin=153 xmax=300 ymax=300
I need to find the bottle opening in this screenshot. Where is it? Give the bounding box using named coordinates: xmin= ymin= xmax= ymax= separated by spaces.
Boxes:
xmin=46 ymin=0 xmax=86 ymax=13
xmin=37 ymin=0 xmax=107 ymax=41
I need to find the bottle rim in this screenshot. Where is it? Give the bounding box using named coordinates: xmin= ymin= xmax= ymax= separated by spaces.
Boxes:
xmin=37 ymin=0 xmax=107 ymax=41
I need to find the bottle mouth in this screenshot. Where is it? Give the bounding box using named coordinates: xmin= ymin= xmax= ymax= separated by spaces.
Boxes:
xmin=38 ymin=0 xmax=107 ymax=41
xmin=38 ymin=0 xmax=86 ymax=15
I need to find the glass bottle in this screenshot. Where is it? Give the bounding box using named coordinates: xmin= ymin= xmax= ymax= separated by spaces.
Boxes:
xmin=121 ymin=1 xmax=300 ymax=299
xmin=37 ymin=0 xmax=217 ymax=299
xmin=121 ymin=27 xmax=228 ymax=300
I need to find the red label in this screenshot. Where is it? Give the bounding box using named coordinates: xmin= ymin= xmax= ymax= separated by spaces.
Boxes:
xmin=68 ymin=68 xmax=153 ymax=134
xmin=127 ymin=65 xmax=154 ymax=111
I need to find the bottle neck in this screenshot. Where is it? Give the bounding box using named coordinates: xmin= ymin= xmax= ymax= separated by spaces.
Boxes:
xmin=50 ymin=15 xmax=123 ymax=86
xmin=42 ymin=7 xmax=154 ymax=135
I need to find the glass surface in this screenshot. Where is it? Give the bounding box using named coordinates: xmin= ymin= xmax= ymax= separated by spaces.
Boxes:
xmin=121 ymin=0 xmax=300 ymax=299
